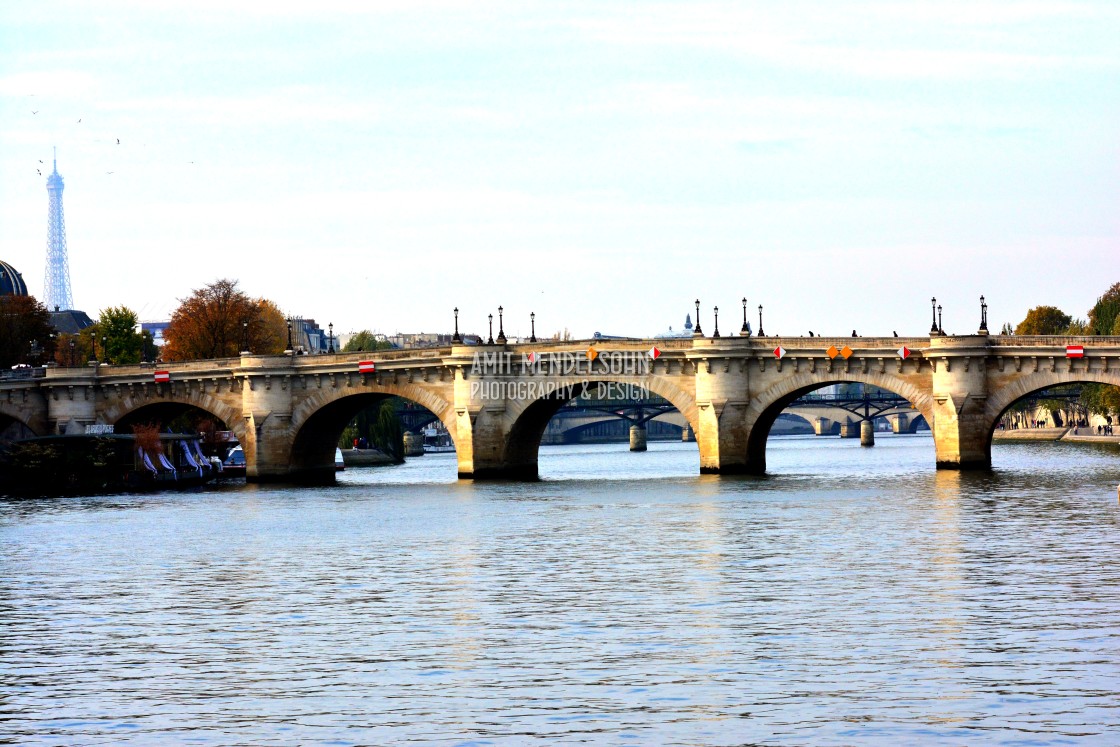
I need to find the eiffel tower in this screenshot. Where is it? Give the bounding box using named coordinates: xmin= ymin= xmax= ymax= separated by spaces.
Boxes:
xmin=44 ymin=147 xmax=74 ymax=311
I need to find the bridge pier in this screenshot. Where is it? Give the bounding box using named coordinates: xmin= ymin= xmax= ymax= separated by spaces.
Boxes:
xmin=403 ymin=431 xmax=425 ymax=456
xmin=891 ymin=413 xmax=909 ymax=434
xmin=813 ymin=417 xmax=835 ymax=436
xmin=838 ymin=420 xmax=860 ymax=438
xmin=860 ymin=419 xmax=875 ymax=447
xmin=681 ymin=424 xmax=694 ymax=442
xmin=930 ymin=336 xmax=992 ymax=470
xmin=629 ymin=424 xmax=647 ymax=452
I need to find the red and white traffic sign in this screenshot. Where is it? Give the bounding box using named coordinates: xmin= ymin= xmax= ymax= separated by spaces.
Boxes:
xmin=153 ymin=370 xmax=170 ymax=383
xmin=648 ymin=346 xmax=661 ymax=360
xmin=774 ymin=346 xmax=786 ymax=359
xmin=1066 ymin=345 xmax=1085 ymax=359
xmin=897 ymin=346 xmax=911 ymax=359
xmin=358 ymin=360 xmax=376 ymax=373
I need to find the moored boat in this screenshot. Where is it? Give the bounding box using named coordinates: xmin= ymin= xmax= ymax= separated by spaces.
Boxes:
xmin=0 ymin=433 xmax=220 ymax=496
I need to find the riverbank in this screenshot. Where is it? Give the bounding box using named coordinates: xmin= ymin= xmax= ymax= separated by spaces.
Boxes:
xmin=993 ymin=427 xmax=1068 ymax=442
xmin=992 ymin=427 xmax=1120 ymax=445
xmin=1062 ymin=427 xmax=1120 ymax=445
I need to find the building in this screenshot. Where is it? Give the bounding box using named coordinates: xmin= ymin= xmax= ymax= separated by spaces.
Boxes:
xmin=0 ymin=259 xmax=29 ymax=296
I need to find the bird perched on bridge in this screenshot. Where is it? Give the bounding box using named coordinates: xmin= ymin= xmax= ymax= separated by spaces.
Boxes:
xmin=893 ymin=331 xmax=898 ymax=337
xmin=852 ymin=330 xmax=858 ymax=337
xmin=809 ymin=331 xmax=814 ymax=337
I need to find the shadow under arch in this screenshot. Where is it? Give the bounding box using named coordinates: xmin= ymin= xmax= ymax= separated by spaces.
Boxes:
xmin=0 ymin=411 xmax=40 ymax=443
xmin=746 ymin=376 xmax=935 ymax=474
xmin=105 ymin=391 xmax=247 ymax=446
xmin=498 ymin=376 xmax=700 ymax=480
xmin=288 ymin=385 xmax=457 ymax=484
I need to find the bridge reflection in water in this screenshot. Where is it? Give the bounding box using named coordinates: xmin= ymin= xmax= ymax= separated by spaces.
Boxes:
xmin=1 ymin=333 xmax=1118 ymax=483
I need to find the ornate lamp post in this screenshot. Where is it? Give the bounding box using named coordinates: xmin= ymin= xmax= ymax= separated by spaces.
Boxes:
xmin=89 ymin=330 xmax=97 ymax=362
xmin=693 ymin=299 xmax=703 ymax=336
xmin=68 ymin=338 xmax=75 ymax=367
xmin=713 ymin=306 xmax=720 ymax=338
xmin=937 ymin=304 xmax=943 ymax=335
xmin=979 ymin=295 xmax=988 ymax=333
xmin=242 ymin=321 xmax=249 ymax=354
xmin=930 ymin=297 xmax=939 ymax=335
xmin=328 ymin=322 xmax=335 ymax=353
xmin=530 ymin=312 xmax=537 ymax=343
xmin=101 ymin=335 xmax=107 ymax=364
xmin=286 ymin=319 xmax=294 ymax=354
xmin=740 ymin=297 xmax=750 ymax=336
xmin=487 ymin=314 xmax=494 ymax=345
xmin=497 ymin=306 xmax=507 ymax=344
xmin=757 ymin=304 xmax=765 ymax=337
xmin=452 ymin=308 xmax=462 ymax=343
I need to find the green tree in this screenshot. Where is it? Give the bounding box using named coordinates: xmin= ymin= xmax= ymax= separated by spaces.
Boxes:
xmin=97 ymin=306 xmax=145 ymax=364
xmin=1014 ymin=306 xmax=1071 ymax=335
xmin=1088 ymin=282 xmax=1120 ymax=336
xmin=1067 ymin=318 xmax=1090 ymax=335
xmin=343 ymin=330 xmax=394 ymax=352
xmin=1080 ymin=383 xmax=1120 ymax=418
xmin=0 ymin=295 xmax=56 ymax=369
xmin=338 ymin=398 xmax=404 ymax=462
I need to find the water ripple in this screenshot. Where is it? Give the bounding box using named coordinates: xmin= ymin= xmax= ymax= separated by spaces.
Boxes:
xmin=2 ymin=436 xmax=1119 ymax=744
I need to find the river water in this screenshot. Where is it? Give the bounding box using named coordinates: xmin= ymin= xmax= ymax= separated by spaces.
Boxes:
xmin=2 ymin=434 xmax=1119 ymax=745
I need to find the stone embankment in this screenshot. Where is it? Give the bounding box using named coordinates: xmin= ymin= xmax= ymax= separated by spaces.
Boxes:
xmin=993 ymin=427 xmax=1068 ymax=442
xmin=341 ymin=448 xmax=397 ymax=466
xmin=993 ymin=427 xmax=1119 ymax=445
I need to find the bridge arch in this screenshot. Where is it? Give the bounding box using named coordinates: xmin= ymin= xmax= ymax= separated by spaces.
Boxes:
xmin=982 ymin=371 xmax=1120 ymax=461
xmin=102 ymin=390 xmax=248 ymax=445
xmin=492 ymin=375 xmax=700 ymax=479
xmin=746 ymin=372 xmax=935 ymax=473
xmin=0 ymin=408 xmax=45 ymax=441
xmin=287 ymin=380 xmax=457 ymax=482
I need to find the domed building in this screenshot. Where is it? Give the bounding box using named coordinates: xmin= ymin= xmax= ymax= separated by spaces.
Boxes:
xmin=0 ymin=259 xmax=29 ymax=296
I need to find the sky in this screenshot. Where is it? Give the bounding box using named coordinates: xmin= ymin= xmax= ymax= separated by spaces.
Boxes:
xmin=1 ymin=1 xmax=1118 ymax=340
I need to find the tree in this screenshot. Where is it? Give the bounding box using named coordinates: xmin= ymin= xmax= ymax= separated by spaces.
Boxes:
xmin=1080 ymin=383 xmax=1120 ymax=418
xmin=343 ymin=330 xmax=394 ymax=352
xmin=1014 ymin=306 xmax=1071 ymax=335
xmin=98 ymin=306 xmax=145 ymax=365
xmin=0 ymin=295 xmax=56 ymax=369
xmin=162 ymin=279 xmax=286 ymax=360
xmin=256 ymin=298 xmax=288 ymax=355
xmin=1088 ymin=282 xmax=1120 ymax=336
xmin=1067 ymin=318 xmax=1090 ymax=335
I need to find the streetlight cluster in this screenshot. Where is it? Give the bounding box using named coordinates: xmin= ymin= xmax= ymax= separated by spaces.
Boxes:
xmin=456 ymin=307 xmax=539 ymax=345
xmin=446 ymin=295 xmax=992 ymax=344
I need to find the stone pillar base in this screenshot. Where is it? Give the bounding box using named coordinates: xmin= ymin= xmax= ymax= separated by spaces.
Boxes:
xmin=630 ymin=424 xmax=647 ymax=452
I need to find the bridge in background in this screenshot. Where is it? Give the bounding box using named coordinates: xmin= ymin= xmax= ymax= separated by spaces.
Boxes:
xmin=2 ymin=334 xmax=1118 ymax=482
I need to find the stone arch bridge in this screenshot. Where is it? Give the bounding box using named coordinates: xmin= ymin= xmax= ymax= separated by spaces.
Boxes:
xmin=1 ymin=335 xmax=1117 ymax=482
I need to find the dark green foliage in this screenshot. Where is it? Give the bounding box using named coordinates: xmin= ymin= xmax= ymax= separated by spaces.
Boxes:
xmin=98 ymin=306 xmax=145 ymax=364
xmin=0 ymin=295 xmax=56 ymax=369
xmin=343 ymin=330 xmax=395 ymax=352
xmin=1087 ymin=282 xmax=1120 ymax=336
xmin=338 ymin=398 xmax=405 ymax=462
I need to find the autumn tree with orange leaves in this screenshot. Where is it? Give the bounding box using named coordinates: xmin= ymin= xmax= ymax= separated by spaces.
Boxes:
xmin=162 ymin=279 xmax=287 ymax=361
